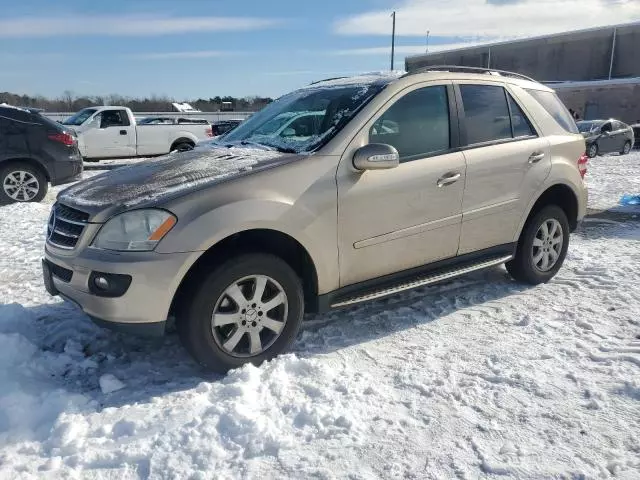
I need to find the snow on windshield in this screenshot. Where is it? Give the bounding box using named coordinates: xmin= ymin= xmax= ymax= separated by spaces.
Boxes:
xmin=222 ymin=78 xmax=391 ymax=154
xmin=58 ymin=145 xmax=285 ymax=208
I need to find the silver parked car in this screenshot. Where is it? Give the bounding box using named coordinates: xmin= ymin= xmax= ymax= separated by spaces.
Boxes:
xmin=577 ymin=119 xmax=635 ymax=158
xmin=43 ymin=67 xmax=588 ymax=372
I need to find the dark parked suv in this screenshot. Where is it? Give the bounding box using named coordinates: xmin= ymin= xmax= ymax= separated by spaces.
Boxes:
xmin=0 ymin=105 xmax=83 ymax=204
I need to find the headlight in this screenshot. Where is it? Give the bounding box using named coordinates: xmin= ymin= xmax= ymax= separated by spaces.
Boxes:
xmin=92 ymin=209 xmax=177 ymax=251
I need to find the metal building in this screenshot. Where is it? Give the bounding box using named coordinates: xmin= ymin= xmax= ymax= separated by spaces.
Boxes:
xmin=405 ymin=22 xmax=640 ymax=123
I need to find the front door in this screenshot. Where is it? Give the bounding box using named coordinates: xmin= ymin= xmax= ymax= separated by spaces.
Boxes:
xmin=598 ymin=121 xmax=616 ymax=153
xmin=456 ymin=83 xmax=551 ymax=254
xmin=84 ymin=109 xmax=135 ymax=158
xmin=337 ymin=83 xmax=466 ymax=287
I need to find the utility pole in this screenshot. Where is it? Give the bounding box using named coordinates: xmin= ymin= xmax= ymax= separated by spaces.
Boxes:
xmin=426 ymin=30 xmax=430 ymax=54
xmin=390 ymin=11 xmax=396 ymax=71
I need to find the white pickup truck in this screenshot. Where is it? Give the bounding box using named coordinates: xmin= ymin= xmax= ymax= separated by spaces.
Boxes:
xmin=61 ymin=106 xmax=213 ymax=160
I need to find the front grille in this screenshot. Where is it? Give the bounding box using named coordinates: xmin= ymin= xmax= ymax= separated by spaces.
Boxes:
xmin=47 ymin=203 xmax=90 ymax=250
xmin=45 ymin=259 xmax=73 ymax=283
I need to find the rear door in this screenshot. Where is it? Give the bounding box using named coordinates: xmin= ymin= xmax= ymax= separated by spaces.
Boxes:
xmin=456 ymin=82 xmax=551 ymax=254
xmin=85 ymin=109 xmax=135 ymax=158
xmin=611 ymin=121 xmax=629 ymax=151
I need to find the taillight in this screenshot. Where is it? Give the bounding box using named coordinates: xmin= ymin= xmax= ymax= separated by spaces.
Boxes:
xmin=205 ymin=127 xmax=213 ymax=137
xmin=578 ymin=153 xmax=588 ymax=178
xmin=48 ymin=132 xmax=76 ymax=146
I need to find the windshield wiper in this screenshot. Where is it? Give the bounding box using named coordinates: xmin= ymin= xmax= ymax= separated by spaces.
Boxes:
xmin=269 ymin=145 xmax=297 ymax=154
xmin=222 ymin=139 xmax=297 ymax=154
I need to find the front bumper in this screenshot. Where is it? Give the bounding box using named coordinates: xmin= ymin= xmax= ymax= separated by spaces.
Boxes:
xmin=43 ymin=244 xmax=199 ymax=336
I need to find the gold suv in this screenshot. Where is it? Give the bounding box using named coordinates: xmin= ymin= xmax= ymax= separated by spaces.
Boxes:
xmin=43 ymin=67 xmax=588 ymax=372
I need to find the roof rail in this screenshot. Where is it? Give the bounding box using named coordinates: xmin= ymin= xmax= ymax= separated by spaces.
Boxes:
xmin=309 ymin=76 xmax=350 ymax=85
xmin=403 ymin=65 xmax=535 ymax=82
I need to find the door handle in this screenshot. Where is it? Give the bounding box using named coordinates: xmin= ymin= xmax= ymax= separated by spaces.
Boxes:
xmin=528 ymin=152 xmax=545 ymax=164
xmin=119 ymin=130 xmax=127 ymax=135
xmin=437 ymin=172 xmax=461 ymax=188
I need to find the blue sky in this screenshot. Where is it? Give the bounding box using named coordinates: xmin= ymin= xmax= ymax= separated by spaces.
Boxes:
xmin=1 ymin=0 xmax=639 ymax=100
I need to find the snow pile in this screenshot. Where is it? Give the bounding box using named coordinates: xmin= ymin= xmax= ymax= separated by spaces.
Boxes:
xmin=0 ymin=153 xmax=639 ymax=478
xmin=585 ymin=150 xmax=640 ymax=210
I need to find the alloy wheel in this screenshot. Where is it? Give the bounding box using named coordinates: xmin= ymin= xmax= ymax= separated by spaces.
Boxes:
xmin=531 ymin=218 xmax=564 ymax=272
xmin=211 ymin=275 xmax=288 ymax=358
xmin=3 ymin=171 xmax=40 ymax=202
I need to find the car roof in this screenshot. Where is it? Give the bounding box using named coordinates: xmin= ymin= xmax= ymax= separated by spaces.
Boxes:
xmin=308 ymin=67 xmax=551 ymax=92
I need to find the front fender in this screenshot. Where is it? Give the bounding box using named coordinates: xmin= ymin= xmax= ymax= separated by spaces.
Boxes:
xmin=156 ymin=198 xmax=337 ymax=295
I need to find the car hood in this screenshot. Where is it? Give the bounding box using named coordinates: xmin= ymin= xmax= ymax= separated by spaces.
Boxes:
xmin=57 ymin=144 xmax=295 ymax=217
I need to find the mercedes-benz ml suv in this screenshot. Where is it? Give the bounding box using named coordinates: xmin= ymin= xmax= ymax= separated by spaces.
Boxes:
xmin=43 ymin=67 xmax=588 ymax=372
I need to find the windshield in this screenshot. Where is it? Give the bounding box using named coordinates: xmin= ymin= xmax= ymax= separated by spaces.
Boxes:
xmin=63 ymin=108 xmax=98 ymax=126
xmin=577 ymin=121 xmax=602 ymax=133
xmin=220 ymin=82 xmax=387 ymax=153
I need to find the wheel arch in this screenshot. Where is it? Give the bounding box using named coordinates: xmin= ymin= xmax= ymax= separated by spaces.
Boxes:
xmin=0 ymin=156 xmax=51 ymax=181
xmin=516 ymin=183 xmax=580 ymax=241
xmin=169 ymin=137 xmax=196 ymax=151
xmin=169 ymin=228 xmax=320 ymax=321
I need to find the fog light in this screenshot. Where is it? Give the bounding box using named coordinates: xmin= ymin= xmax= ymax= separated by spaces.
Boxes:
xmin=88 ymin=271 xmax=132 ymax=298
xmin=94 ymin=276 xmax=110 ymax=290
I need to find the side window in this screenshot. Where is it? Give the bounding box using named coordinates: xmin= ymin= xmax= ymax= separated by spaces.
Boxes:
xmin=601 ymin=122 xmax=612 ymax=133
xmin=460 ymin=85 xmax=512 ymax=145
xmin=507 ymin=94 xmax=536 ymax=138
xmin=100 ymin=110 xmax=130 ymax=128
xmin=369 ymin=85 xmax=450 ymax=161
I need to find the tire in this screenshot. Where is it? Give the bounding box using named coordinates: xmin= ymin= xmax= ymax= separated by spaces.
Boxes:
xmin=177 ymin=253 xmax=305 ymax=373
xmin=586 ymin=143 xmax=598 ymax=158
xmin=170 ymin=141 xmax=194 ymax=153
xmin=620 ymin=141 xmax=632 ymax=155
xmin=506 ymin=205 xmax=570 ymax=285
xmin=0 ymin=162 xmax=48 ymax=205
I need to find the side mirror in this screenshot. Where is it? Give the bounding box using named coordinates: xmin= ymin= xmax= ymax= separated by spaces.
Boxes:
xmin=353 ymin=143 xmax=400 ymax=171
xmin=602 ymin=130 xmax=610 ymax=136
xmin=281 ymin=127 xmax=295 ymax=137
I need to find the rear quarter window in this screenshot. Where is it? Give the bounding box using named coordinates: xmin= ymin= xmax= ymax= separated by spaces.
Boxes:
xmin=524 ymin=89 xmax=579 ymax=134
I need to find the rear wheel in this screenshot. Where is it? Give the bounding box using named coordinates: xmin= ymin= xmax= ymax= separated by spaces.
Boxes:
xmin=170 ymin=141 xmax=194 ymax=153
xmin=0 ymin=162 xmax=48 ymax=204
xmin=177 ymin=253 xmax=304 ymax=373
xmin=506 ymin=205 xmax=570 ymax=285
xmin=621 ymin=141 xmax=632 ymax=155
xmin=587 ymin=143 xmax=598 ymax=158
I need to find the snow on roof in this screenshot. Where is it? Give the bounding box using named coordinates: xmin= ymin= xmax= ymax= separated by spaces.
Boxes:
xmin=306 ymin=71 xmax=404 ymax=88
xmin=0 ymin=103 xmax=30 ymax=113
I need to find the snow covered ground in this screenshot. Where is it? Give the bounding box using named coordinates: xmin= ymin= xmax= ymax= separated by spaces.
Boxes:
xmin=0 ymin=153 xmax=639 ymax=479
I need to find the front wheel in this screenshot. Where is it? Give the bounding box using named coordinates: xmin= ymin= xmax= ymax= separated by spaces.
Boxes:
xmin=0 ymin=163 xmax=48 ymax=204
xmin=587 ymin=143 xmax=598 ymax=158
xmin=506 ymin=206 xmax=570 ymax=285
xmin=621 ymin=141 xmax=632 ymax=155
xmin=178 ymin=253 xmax=304 ymax=373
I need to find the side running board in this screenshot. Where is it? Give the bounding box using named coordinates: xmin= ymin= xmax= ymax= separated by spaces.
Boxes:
xmin=331 ymin=255 xmax=513 ymax=308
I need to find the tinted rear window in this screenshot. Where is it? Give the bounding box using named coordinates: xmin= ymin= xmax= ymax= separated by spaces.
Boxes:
xmin=38 ymin=114 xmax=67 ymax=132
xmin=525 ymin=89 xmax=579 ymax=134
